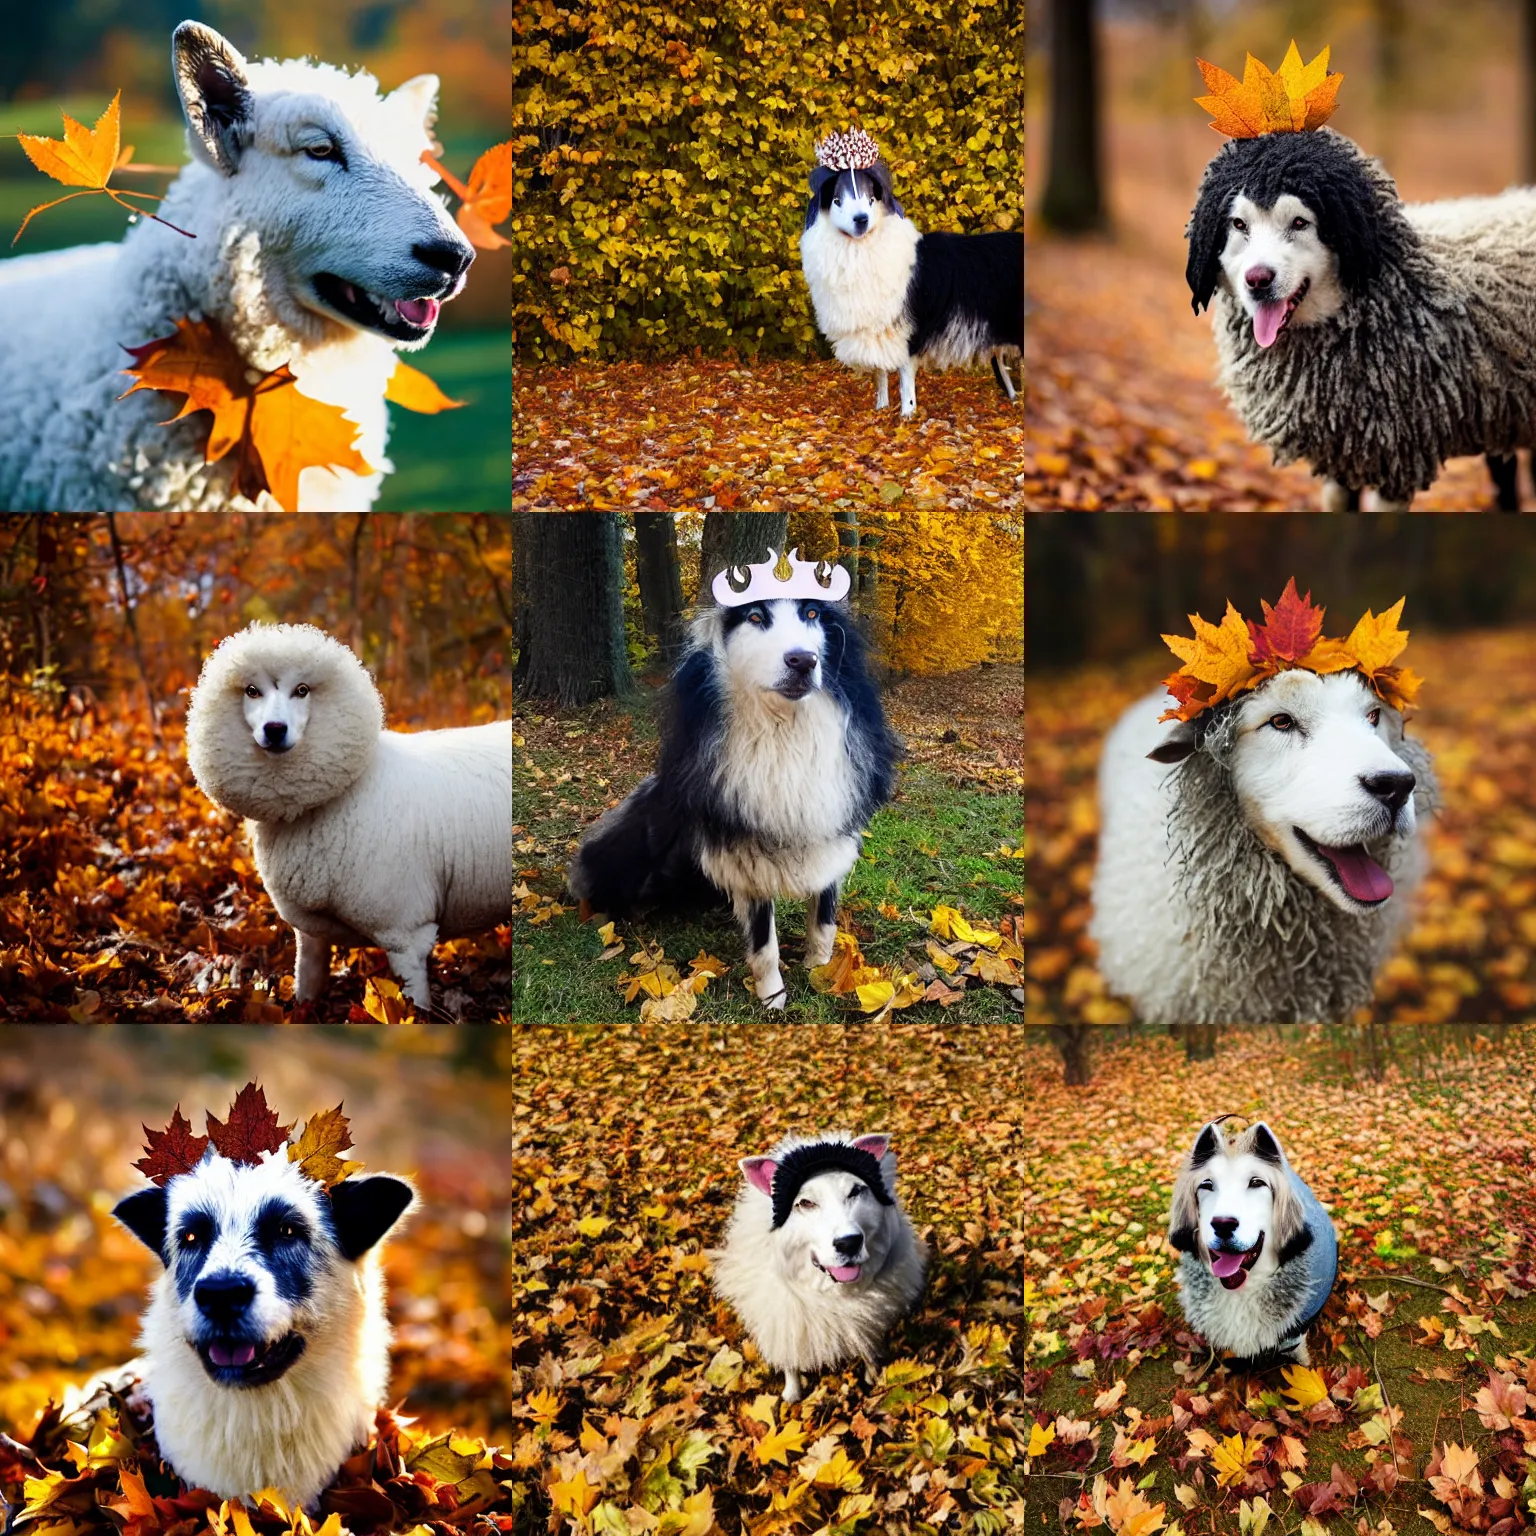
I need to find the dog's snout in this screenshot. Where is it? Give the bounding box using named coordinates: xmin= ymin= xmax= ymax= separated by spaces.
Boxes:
xmin=832 ymin=1233 xmax=863 ymax=1258
xmin=195 ymin=1273 xmax=256 ymax=1322
xmin=1245 ymin=264 xmax=1276 ymax=292
xmin=262 ymin=720 xmax=288 ymax=747
xmin=783 ymin=650 xmax=817 ymax=676
xmin=1360 ymin=769 xmax=1415 ymax=814
xmin=1210 ymin=1216 xmax=1239 ymax=1240
xmin=412 ymin=239 xmax=473 ymax=279
xmin=851 ymin=212 xmax=869 ymax=233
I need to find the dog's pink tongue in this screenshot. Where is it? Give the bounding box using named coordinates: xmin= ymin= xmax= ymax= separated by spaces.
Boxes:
xmin=1319 ymin=843 xmax=1394 ymax=903
xmin=1210 ymin=1251 xmax=1247 ymax=1279
xmin=397 ymin=297 xmax=439 ymax=327
xmin=209 ymin=1341 xmax=256 ymax=1367
xmin=827 ymin=1263 xmax=863 ymax=1283
xmin=1253 ymin=300 xmax=1288 ymax=349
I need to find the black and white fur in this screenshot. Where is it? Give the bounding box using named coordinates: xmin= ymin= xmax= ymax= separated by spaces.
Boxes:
xmin=114 ymin=1150 xmax=415 ymax=1506
xmin=800 ymin=164 xmax=1022 ymax=416
xmin=1168 ymin=1120 xmax=1338 ymax=1368
xmin=567 ymin=597 xmax=898 ymax=1008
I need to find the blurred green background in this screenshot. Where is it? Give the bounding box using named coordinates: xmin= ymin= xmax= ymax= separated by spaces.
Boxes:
xmin=0 ymin=0 xmax=510 ymax=511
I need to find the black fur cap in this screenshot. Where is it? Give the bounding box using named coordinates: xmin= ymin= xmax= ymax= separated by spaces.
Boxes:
xmin=770 ymin=1141 xmax=894 ymax=1229
xmin=1185 ymin=128 xmax=1402 ymax=314
xmin=804 ymin=163 xmax=905 ymax=231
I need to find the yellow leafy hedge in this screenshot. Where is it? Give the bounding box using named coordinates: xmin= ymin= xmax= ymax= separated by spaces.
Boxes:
xmin=512 ymin=0 xmax=1024 ymax=361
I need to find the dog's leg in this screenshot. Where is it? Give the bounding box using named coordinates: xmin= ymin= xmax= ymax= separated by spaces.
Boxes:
xmin=991 ymin=354 xmax=1017 ymax=403
xmin=804 ymin=883 xmax=838 ymax=969
xmin=1488 ymin=452 xmax=1520 ymax=511
xmin=378 ymin=921 xmax=438 ymax=1010
xmin=1288 ymin=1336 xmax=1310 ymax=1367
xmin=899 ymin=359 xmax=917 ymax=417
xmin=861 ymin=1348 xmax=886 ymax=1387
xmin=294 ymin=930 xmax=333 ymax=1001
xmin=1319 ymin=478 xmax=1360 ymax=512
xmin=875 ymin=372 xmax=889 ymax=410
xmin=782 ymin=1367 xmax=803 ymax=1403
xmin=741 ymin=898 xmax=785 ymax=1008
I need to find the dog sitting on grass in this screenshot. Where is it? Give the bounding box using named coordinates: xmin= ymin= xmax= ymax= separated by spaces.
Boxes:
xmin=112 ymin=1084 xmax=415 ymax=1507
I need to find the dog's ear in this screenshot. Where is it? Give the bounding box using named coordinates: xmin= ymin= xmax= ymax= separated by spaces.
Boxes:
xmin=173 ymin=22 xmax=254 ymax=176
xmin=804 ymin=167 xmax=836 ymax=232
xmin=1190 ymin=1121 xmax=1225 ymax=1167
xmin=1248 ymin=1122 xmax=1284 ymax=1165
xmin=1315 ymin=170 xmax=1384 ymax=295
xmin=869 ymin=161 xmax=906 ymax=219
xmin=114 ymin=1189 xmax=169 ymax=1262
xmin=852 ymin=1134 xmax=891 ymax=1161
xmin=1148 ymin=720 xmax=1199 ymax=764
xmin=740 ymin=1157 xmax=778 ymax=1196
xmin=329 ymin=1175 xmax=415 ymax=1260
xmin=389 ymin=74 xmax=441 ymax=138
xmin=1185 ymin=146 xmax=1242 ymax=315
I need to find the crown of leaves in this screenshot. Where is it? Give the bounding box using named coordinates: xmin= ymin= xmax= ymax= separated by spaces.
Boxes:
xmin=814 ymin=128 xmax=882 ymax=171
xmin=135 ymin=1081 xmax=363 ymax=1191
xmin=1195 ymin=40 xmax=1344 ymax=139
xmin=1159 ymin=578 xmax=1423 ymax=724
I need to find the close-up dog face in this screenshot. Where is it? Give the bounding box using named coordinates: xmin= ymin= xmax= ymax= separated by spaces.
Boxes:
xmin=719 ymin=598 xmax=841 ymax=701
xmin=1226 ymin=670 xmax=1418 ymax=912
xmin=239 ymin=667 xmax=315 ymax=753
xmin=1217 ymin=191 xmax=1346 ymax=346
xmin=823 ymin=168 xmax=890 ymax=240
xmin=115 ymin=1152 xmax=413 ymax=1391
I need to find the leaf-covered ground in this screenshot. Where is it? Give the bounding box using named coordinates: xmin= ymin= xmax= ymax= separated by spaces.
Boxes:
xmin=510 ymin=1022 xmax=1030 ymax=1534
xmin=513 ymin=360 xmax=1024 ymax=511
xmin=1019 ymin=1025 xmax=1536 ymax=1536
xmin=1024 ymin=629 xmax=1536 ymax=1023
xmin=512 ymin=667 xmax=1024 ymax=1022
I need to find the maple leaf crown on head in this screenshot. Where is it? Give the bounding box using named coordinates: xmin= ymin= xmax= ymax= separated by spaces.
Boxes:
xmin=814 ymin=128 xmax=882 ymax=171
xmin=1159 ymin=578 xmax=1424 ymax=725
xmin=1194 ymin=40 xmax=1345 ymax=139
xmin=135 ymin=1081 xmax=364 ymax=1192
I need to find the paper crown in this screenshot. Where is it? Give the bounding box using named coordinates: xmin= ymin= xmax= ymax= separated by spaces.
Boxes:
xmin=711 ymin=547 xmax=850 ymax=608
xmin=814 ymin=128 xmax=882 ymax=171
xmin=1195 ymin=41 xmax=1344 ymax=138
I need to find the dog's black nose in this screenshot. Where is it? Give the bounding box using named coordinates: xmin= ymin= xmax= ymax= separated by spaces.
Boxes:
xmin=412 ymin=239 xmax=473 ymax=278
xmin=1360 ymin=769 xmax=1415 ymax=814
xmin=1245 ymin=264 xmax=1276 ymax=292
xmin=833 ymin=1234 xmax=862 ymax=1258
xmin=1210 ymin=1216 xmax=1238 ymax=1240
xmin=262 ymin=720 xmax=287 ymax=747
xmin=851 ymin=212 xmax=868 ymax=233
xmin=783 ymin=650 xmax=817 ymax=676
xmin=195 ymin=1274 xmax=255 ymax=1323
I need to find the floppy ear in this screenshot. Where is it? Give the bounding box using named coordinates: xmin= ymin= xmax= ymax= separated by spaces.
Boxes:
xmin=114 ymin=1189 xmax=168 ymax=1262
xmin=328 ymin=1175 xmax=415 ymax=1259
xmin=740 ymin=1156 xmax=778 ymax=1196
xmin=1185 ymin=147 xmax=1241 ymax=314
xmin=1314 ymin=170 xmax=1384 ymax=295
xmin=173 ymin=21 xmax=253 ymax=176
xmin=1148 ymin=719 xmax=1200 ymax=764
xmin=869 ymin=161 xmax=906 ymax=219
xmin=1168 ymin=1164 xmax=1201 ymax=1252
xmin=804 ymin=167 xmax=836 ymax=232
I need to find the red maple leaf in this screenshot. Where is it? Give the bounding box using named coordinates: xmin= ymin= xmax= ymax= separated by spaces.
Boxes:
xmin=206 ymin=1082 xmax=291 ymax=1165
xmin=1247 ymin=577 xmax=1325 ymax=665
xmin=134 ymin=1105 xmax=209 ymax=1186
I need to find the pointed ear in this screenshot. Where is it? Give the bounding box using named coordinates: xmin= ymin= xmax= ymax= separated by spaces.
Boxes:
xmin=740 ymin=1157 xmax=777 ymax=1196
xmin=1190 ymin=1122 xmax=1224 ymax=1167
xmin=114 ymin=1189 xmax=168 ymax=1262
xmin=852 ymin=1134 xmax=890 ymax=1161
xmin=1148 ymin=720 xmax=1199 ymax=763
xmin=173 ymin=22 xmax=253 ymax=176
xmin=389 ymin=74 xmax=441 ymax=138
xmin=1249 ymin=1123 xmax=1284 ymax=1165
xmin=328 ymin=1175 xmax=415 ymax=1260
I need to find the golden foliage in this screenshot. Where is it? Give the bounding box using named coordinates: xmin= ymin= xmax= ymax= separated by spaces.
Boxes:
xmin=1195 ymin=41 xmax=1344 ymax=139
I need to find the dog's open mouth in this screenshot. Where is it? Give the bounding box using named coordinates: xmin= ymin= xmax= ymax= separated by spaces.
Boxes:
xmin=196 ymin=1330 xmax=305 ymax=1387
xmin=1252 ymin=277 xmax=1311 ymax=349
xmin=1294 ymin=827 xmax=1394 ymax=905
xmin=813 ymin=1257 xmax=864 ymax=1284
xmin=311 ymin=273 xmax=460 ymax=342
xmin=1209 ymin=1231 xmax=1264 ymax=1290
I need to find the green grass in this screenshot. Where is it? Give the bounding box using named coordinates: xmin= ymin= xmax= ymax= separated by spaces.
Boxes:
xmin=513 ymin=752 xmax=1022 ymax=1024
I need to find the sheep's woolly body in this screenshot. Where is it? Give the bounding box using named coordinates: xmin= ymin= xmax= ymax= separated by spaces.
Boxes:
xmin=185 ymin=623 xmax=512 ymax=1007
xmin=1194 ymin=129 xmax=1536 ymax=502
xmin=1091 ymin=691 xmax=1436 ymax=1024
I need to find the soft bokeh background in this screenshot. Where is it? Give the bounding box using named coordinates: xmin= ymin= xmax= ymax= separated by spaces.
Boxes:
xmin=0 ymin=0 xmax=511 ymax=511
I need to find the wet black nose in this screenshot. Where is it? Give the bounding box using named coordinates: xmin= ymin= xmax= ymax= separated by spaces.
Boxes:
xmin=783 ymin=650 xmax=817 ymax=676
xmin=851 ymin=212 xmax=868 ymax=232
xmin=412 ymin=239 xmax=473 ymax=278
xmin=262 ymin=720 xmax=287 ymax=747
xmin=833 ymin=1233 xmax=862 ymax=1258
xmin=1245 ymin=264 xmax=1275 ymax=292
xmin=1210 ymin=1216 xmax=1238 ymax=1240
xmin=1360 ymin=769 xmax=1415 ymax=814
xmin=195 ymin=1274 xmax=255 ymax=1323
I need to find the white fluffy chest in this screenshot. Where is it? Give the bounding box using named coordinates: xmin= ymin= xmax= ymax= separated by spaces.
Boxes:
xmin=715 ymin=690 xmax=858 ymax=840
xmin=799 ymin=217 xmax=918 ymax=370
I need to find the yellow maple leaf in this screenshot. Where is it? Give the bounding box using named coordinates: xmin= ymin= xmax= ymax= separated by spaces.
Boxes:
xmin=1195 ymin=41 xmax=1344 ymax=139
xmin=575 ymin=1216 xmax=611 ymax=1239
xmin=1437 ymin=1441 xmax=1481 ymax=1489
xmin=525 ymin=1388 xmax=560 ymax=1423
xmin=809 ymin=1449 xmax=863 ymax=1490
xmin=385 ymin=360 xmax=464 ymax=414
xmin=754 ymin=1419 xmax=807 ymax=1466
xmin=1211 ymin=1432 xmax=1260 ymax=1487
xmin=286 ymin=1103 xmax=363 ymax=1187
xmin=1027 ymin=1421 xmax=1057 ymax=1458
xmin=1103 ymin=1479 xmax=1168 ymax=1536
xmin=1343 ymin=597 xmax=1411 ymax=675
xmin=549 ymin=1468 xmax=600 ymax=1517
xmin=639 ymin=981 xmax=699 ymax=1022
xmin=1280 ymin=1364 xmax=1329 ymax=1411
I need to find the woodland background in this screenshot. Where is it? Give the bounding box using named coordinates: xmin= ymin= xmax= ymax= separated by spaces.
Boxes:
xmin=512 ymin=0 xmax=1025 ymax=510
xmin=1024 ymin=515 xmax=1536 ymax=1026
xmin=1027 ymin=0 xmax=1536 ymax=510
xmin=0 ymin=0 xmax=512 ymax=511
xmin=511 ymin=509 xmax=1023 ymax=1022
xmin=0 ymin=513 xmax=512 ymax=1023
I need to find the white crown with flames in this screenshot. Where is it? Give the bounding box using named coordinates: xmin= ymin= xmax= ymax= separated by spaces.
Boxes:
xmin=711 ymin=547 xmax=851 ymax=608
xmin=814 ymin=128 xmax=882 ymax=171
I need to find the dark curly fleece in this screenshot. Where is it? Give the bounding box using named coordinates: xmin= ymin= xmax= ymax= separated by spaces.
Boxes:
xmin=1186 ymin=127 xmax=1536 ymax=502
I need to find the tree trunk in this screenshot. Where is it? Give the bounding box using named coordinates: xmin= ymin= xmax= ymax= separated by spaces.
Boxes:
xmin=698 ymin=513 xmax=789 ymax=597
xmin=633 ymin=513 xmax=686 ymax=663
xmin=1170 ymin=1024 xmax=1220 ymax=1061
xmin=1052 ymin=1025 xmax=1092 ymax=1085
xmin=832 ymin=510 xmax=860 ymax=600
xmin=512 ymin=513 xmax=634 ymax=706
xmin=1040 ymin=0 xmax=1104 ymax=233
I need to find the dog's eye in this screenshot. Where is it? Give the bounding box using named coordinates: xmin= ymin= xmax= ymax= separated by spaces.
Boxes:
xmin=181 ymin=1229 xmax=201 ymax=1247
xmin=244 ymin=685 xmax=260 ymax=698
xmin=1198 ymin=1180 xmax=1214 ymax=1192
xmin=1266 ymin=713 xmax=1295 ymax=731
xmin=795 ymin=1198 xmax=818 ymax=1211
xmin=294 ymin=684 xmax=310 ymax=698
xmin=748 ymin=612 xmax=763 ymax=625
xmin=278 ymin=1221 xmax=300 ymax=1240
xmin=304 ymin=141 xmax=337 ymax=161
xmin=1232 ymin=217 xmax=1248 ymax=233
xmin=1291 ymin=216 xmax=1310 ymax=231
xmin=1367 ymin=707 xmax=1381 ymax=726
xmin=804 ymin=606 xmax=817 ymax=620
xmin=1248 ymin=1178 xmax=1267 ymax=1190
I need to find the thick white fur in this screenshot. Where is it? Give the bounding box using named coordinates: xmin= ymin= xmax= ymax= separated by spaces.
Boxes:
xmin=133 ymin=1155 xmax=412 ymax=1506
xmin=0 ymin=25 xmax=471 ymax=511
xmin=185 ymin=622 xmax=511 ymax=1008
xmin=712 ymin=1132 xmax=928 ymax=1402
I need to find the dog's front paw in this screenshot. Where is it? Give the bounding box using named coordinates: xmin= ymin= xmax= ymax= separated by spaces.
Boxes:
xmin=755 ymin=972 xmax=787 ymax=1009
xmin=782 ymin=1369 xmax=803 ymax=1402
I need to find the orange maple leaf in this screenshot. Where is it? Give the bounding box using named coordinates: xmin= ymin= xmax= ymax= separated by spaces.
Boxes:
xmin=119 ymin=318 xmax=374 ymax=511
xmin=423 ymin=141 xmax=511 ymax=250
xmin=1195 ymin=41 xmax=1344 ymax=139
xmin=1248 ymin=576 xmax=1325 ymax=665
xmin=1159 ymin=600 xmax=1260 ymax=721
xmin=386 ymin=359 xmax=465 ymax=414
xmin=13 ymin=93 xmax=192 ymax=245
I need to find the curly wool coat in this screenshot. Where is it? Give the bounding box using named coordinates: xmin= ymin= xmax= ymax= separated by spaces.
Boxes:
xmin=1187 ymin=127 xmax=1536 ymax=503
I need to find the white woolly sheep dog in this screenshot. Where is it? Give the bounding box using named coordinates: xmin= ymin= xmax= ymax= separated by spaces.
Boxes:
xmin=185 ymin=622 xmax=512 ymax=1010
xmin=1090 ymin=667 xmax=1435 ymax=1024
xmin=114 ymin=1128 xmax=414 ymax=1505
xmin=0 ymin=22 xmax=473 ymax=511
xmin=712 ymin=1131 xmax=927 ymax=1403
